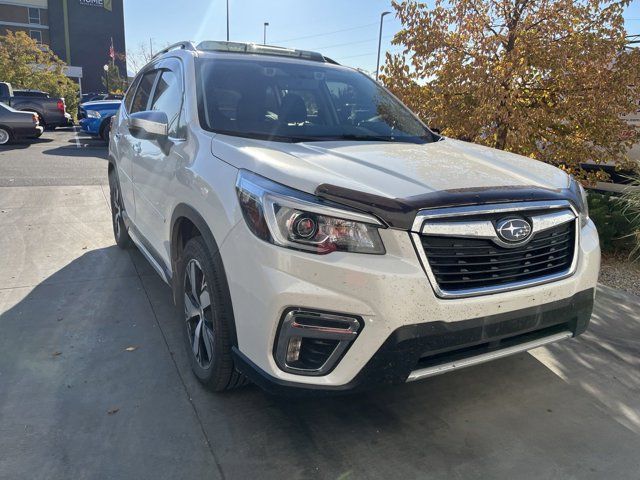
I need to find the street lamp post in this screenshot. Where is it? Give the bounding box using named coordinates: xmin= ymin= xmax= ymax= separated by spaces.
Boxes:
xmin=263 ymin=22 xmax=269 ymax=45
xmin=375 ymin=11 xmax=391 ymax=81
xmin=226 ymin=0 xmax=230 ymax=41
xmin=103 ymin=64 xmax=109 ymax=94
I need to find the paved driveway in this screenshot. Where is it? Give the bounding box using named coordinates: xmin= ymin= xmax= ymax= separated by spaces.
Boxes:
xmin=1 ymin=131 xmax=639 ymax=479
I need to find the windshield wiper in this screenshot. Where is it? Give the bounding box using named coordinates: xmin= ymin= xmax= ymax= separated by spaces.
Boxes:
xmin=296 ymin=134 xmax=430 ymax=143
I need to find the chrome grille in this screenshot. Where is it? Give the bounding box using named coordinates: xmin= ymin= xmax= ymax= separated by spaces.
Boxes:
xmin=411 ymin=201 xmax=580 ymax=298
xmin=421 ymin=220 xmax=575 ymax=291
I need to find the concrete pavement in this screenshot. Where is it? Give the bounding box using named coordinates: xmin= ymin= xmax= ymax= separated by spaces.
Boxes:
xmin=1 ymin=131 xmax=640 ymax=479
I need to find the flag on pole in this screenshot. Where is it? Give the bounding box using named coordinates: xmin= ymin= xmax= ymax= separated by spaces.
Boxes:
xmin=109 ymin=37 xmax=115 ymax=60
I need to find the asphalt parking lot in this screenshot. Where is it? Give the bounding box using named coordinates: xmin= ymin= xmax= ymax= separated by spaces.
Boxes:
xmin=1 ymin=129 xmax=640 ymax=479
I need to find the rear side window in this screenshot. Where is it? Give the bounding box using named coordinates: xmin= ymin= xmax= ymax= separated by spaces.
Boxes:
xmin=130 ymin=71 xmax=157 ymax=113
xmin=150 ymin=69 xmax=184 ymax=137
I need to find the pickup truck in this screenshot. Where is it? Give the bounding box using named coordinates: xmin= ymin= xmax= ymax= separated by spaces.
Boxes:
xmin=0 ymin=82 xmax=69 ymax=129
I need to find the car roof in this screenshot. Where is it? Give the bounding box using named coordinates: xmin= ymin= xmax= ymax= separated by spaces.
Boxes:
xmin=154 ymin=40 xmax=347 ymax=69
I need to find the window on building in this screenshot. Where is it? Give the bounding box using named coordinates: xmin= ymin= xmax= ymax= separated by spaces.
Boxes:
xmin=28 ymin=8 xmax=41 ymax=25
xmin=29 ymin=30 xmax=42 ymax=44
xmin=150 ymin=69 xmax=185 ymax=138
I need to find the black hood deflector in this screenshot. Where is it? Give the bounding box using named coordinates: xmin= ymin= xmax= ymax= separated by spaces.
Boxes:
xmin=315 ymin=183 xmax=582 ymax=230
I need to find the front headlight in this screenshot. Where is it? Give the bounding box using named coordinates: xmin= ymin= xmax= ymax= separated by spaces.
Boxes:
xmin=570 ymin=177 xmax=589 ymax=228
xmin=86 ymin=110 xmax=101 ymax=118
xmin=236 ymin=170 xmax=385 ymax=255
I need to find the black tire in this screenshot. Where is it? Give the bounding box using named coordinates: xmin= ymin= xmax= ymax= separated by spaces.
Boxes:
xmin=177 ymin=236 xmax=247 ymax=391
xmin=108 ymin=168 xmax=132 ymax=249
xmin=0 ymin=126 xmax=11 ymax=145
xmin=100 ymin=121 xmax=111 ymax=143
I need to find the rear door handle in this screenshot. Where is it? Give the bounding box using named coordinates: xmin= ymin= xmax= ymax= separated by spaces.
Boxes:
xmin=133 ymin=143 xmax=141 ymax=155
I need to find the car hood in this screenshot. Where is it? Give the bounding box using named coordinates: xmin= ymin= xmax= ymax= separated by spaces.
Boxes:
xmin=81 ymin=101 xmax=121 ymax=109
xmin=212 ymin=135 xmax=570 ymax=198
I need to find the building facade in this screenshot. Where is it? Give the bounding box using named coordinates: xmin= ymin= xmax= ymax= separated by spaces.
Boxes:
xmin=0 ymin=0 xmax=126 ymax=93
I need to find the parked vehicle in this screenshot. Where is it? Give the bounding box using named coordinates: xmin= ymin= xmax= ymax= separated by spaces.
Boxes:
xmin=13 ymin=89 xmax=49 ymax=98
xmin=0 ymin=82 xmax=68 ymax=129
xmin=79 ymin=100 xmax=121 ymax=141
xmin=0 ymin=101 xmax=43 ymax=144
xmin=108 ymin=41 xmax=600 ymax=394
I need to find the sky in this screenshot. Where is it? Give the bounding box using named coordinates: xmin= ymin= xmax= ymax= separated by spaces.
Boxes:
xmin=123 ymin=0 xmax=640 ymax=75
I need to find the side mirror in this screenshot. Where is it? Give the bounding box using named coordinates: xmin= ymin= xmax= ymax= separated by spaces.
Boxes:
xmin=128 ymin=110 xmax=169 ymax=142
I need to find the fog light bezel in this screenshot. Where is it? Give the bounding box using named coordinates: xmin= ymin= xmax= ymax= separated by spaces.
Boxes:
xmin=274 ymin=308 xmax=364 ymax=376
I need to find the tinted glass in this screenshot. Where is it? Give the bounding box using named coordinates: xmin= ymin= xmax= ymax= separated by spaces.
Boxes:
xmin=150 ymin=69 xmax=183 ymax=137
xmin=124 ymin=76 xmax=140 ymax=112
xmin=130 ymin=71 xmax=157 ymax=113
xmin=196 ymin=58 xmax=434 ymax=143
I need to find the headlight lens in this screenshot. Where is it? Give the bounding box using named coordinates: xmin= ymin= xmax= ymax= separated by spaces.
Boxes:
xmin=86 ymin=110 xmax=101 ymax=118
xmin=570 ymin=177 xmax=589 ymax=228
xmin=236 ymin=170 xmax=385 ymax=255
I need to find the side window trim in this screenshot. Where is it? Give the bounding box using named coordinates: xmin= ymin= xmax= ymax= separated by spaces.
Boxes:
xmin=146 ymin=70 xmax=162 ymax=112
xmin=123 ymin=74 xmax=142 ymax=115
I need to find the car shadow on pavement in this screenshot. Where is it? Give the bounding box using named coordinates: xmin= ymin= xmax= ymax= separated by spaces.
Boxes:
xmin=0 ymin=137 xmax=54 ymax=151
xmin=42 ymin=146 xmax=108 ymax=159
xmin=2 ymin=246 xmax=640 ymax=479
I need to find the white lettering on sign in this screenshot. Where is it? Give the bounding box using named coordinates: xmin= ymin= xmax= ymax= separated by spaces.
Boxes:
xmin=79 ymin=0 xmax=103 ymax=7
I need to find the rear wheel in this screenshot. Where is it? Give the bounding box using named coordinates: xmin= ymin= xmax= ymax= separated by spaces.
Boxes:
xmin=108 ymin=168 xmax=132 ymax=249
xmin=0 ymin=127 xmax=11 ymax=145
xmin=177 ymin=237 xmax=247 ymax=391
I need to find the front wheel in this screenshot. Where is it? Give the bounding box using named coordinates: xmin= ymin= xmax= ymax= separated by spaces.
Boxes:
xmin=177 ymin=237 xmax=247 ymax=391
xmin=0 ymin=127 xmax=11 ymax=145
xmin=108 ymin=169 xmax=132 ymax=249
xmin=100 ymin=122 xmax=111 ymax=143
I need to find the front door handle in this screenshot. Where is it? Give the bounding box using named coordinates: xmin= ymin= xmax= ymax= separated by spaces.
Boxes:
xmin=133 ymin=143 xmax=142 ymax=155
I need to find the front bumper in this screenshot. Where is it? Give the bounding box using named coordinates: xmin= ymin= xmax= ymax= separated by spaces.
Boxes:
xmin=233 ymin=288 xmax=594 ymax=395
xmin=220 ymin=218 xmax=600 ymax=392
xmin=79 ymin=118 xmax=100 ymax=135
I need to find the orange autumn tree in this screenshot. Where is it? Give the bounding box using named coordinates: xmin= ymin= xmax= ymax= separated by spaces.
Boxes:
xmin=381 ymin=0 xmax=640 ymax=182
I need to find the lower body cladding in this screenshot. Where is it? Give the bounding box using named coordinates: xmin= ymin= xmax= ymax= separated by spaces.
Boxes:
xmin=221 ymin=219 xmax=600 ymax=395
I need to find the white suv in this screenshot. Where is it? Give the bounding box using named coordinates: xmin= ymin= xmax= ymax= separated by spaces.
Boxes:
xmin=108 ymin=41 xmax=600 ymax=394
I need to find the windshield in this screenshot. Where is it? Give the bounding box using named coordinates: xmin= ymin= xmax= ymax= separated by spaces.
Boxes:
xmin=196 ymin=57 xmax=435 ymax=143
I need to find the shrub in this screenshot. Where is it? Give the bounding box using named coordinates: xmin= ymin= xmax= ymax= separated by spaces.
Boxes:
xmin=620 ymin=177 xmax=640 ymax=260
xmin=587 ymin=191 xmax=637 ymax=253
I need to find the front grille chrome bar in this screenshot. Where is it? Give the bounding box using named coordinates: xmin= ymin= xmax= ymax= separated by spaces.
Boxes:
xmin=411 ymin=201 xmax=581 ymax=299
xmin=406 ymin=331 xmax=573 ymax=382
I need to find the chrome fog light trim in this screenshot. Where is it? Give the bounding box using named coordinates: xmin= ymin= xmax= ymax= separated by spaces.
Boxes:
xmin=274 ymin=309 xmax=363 ymax=376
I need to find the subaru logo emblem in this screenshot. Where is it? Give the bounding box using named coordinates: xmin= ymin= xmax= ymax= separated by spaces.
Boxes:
xmin=496 ymin=218 xmax=532 ymax=243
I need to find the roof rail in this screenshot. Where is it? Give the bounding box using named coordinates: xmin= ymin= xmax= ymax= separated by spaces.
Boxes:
xmin=152 ymin=41 xmax=196 ymax=60
xmin=196 ymin=40 xmax=338 ymax=64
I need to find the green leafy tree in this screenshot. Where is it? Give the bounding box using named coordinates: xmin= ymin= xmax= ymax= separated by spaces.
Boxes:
xmin=381 ymin=0 xmax=640 ymax=183
xmin=0 ymin=31 xmax=79 ymax=118
xmin=101 ymin=62 xmax=127 ymax=94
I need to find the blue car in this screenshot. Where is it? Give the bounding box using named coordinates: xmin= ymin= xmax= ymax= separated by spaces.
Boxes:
xmin=79 ymin=100 xmax=121 ymax=141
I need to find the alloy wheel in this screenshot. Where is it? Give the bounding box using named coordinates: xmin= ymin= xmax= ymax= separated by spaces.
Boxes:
xmin=184 ymin=259 xmax=215 ymax=369
xmin=0 ymin=128 xmax=9 ymax=145
xmin=110 ymin=182 xmax=123 ymax=240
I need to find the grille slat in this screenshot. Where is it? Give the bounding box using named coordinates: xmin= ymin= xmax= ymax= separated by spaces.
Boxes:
xmin=430 ymin=245 xmax=571 ymax=267
xmin=421 ymin=217 xmax=576 ymax=293
xmin=434 ymin=256 xmax=571 ymax=276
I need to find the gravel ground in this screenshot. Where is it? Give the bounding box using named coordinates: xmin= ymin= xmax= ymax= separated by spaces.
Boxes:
xmin=599 ymin=252 xmax=640 ymax=297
